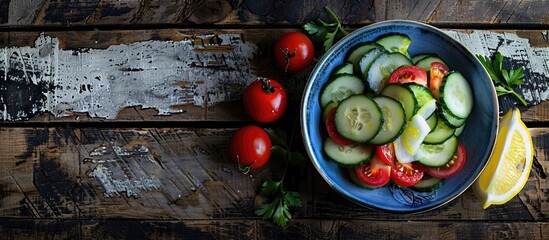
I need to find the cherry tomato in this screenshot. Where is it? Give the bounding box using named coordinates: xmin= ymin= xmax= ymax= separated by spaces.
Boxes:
xmin=274 ymin=32 xmax=315 ymax=74
xmin=429 ymin=62 xmax=449 ymax=99
xmin=388 ymin=65 xmax=428 ymax=87
xmin=424 ymin=142 xmax=466 ymax=178
xmin=325 ymin=108 xmax=356 ymax=146
xmin=391 ymin=161 xmax=424 ymax=187
xmin=243 ymin=78 xmax=288 ymax=123
xmin=375 ymin=143 xmax=395 ymax=165
xmin=355 ymin=156 xmax=391 ymax=188
xmin=230 ymin=125 xmax=272 ymax=172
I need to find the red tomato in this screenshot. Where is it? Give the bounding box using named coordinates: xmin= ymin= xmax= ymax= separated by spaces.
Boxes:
xmin=230 ymin=126 xmax=272 ymax=172
xmin=391 ymin=161 xmax=424 ymax=187
xmin=388 ymin=65 xmax=428 ymax=87
xmin=274 ymin=32 xmax=315 ymax=74
xmin=375 ymin=143 xmax=395 ymax=165
xmin=243 ymin=78 xmax=288 ymax=123
xmin=429 ymin=62 xmax=449 ymax=99
xmin=325 ymin=108 xmax=356 ymax=146
xmin=424 ymin=142 xmax=466 ymax=178
xmin=355 ymin=156 xmax=391 ymax=188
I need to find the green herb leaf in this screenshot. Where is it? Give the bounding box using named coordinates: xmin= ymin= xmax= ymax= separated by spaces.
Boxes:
xmin=283 ymin=191 xmax=302 ymax=208
xmin=476 ymin=52 xmax=527 ymax=106
xmin=303 ymin=6 xmax=349 ymax=53
xmin=259 ymin=180 xmax=281 ymax=197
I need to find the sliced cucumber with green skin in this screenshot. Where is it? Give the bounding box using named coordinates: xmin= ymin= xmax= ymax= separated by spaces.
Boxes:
xmin=359 ymin=48 xmax=386 ymax=80
xmin=367 ymin=52 xmax=412 ymax=93
xmin=440 ymin=71 xmax=474 ymax=119
xmin=412 ymin=176 xmax=444 ymax=192
xmin=324 ymin=137 xmax=374 ymax=167
xmin=335 ymin=95 xmax=383 ymax=143
xmin=345 ymin=42 xmax=383 ymax=75
xmin=405 ymin=83 xmax=435 ymax=108
xmin=320 ymin=74 xmax=365 ymax=107
xmin=454 ymin=122 xmax=466 ymax=136
xmin=375 ymin=34 xmax=412 ymax=55
xmin=439 ymin=107 xmax=467 ymax=128
xmin=415 ymin=55 xmax=448 ymax=71
xmin=369 ymin=96 xmax=407 ymax=145
xmin=322 ymin=101 xmax=338 ymax=123
xmin=415 ymin=135 xmax=458 ymax=167
xmin=425 ymin=113 xmax=438 ymax=133
xmin=423 ymin=116 xmax=456 ymax=144
xmin=331 ymin=62 xmax=354 ymax=78
xmin=380 ymin=84 xmax=418 ymax=121
xmin=411 ymin=54 xmax=430 ymax=64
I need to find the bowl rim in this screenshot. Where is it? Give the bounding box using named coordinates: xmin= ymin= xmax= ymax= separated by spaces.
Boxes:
xmin=300 ymin=19 xmax=499 ymax=213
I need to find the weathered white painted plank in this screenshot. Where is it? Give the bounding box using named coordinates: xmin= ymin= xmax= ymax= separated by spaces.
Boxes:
xmin=0 ymin=30 xmax=546 ymax=121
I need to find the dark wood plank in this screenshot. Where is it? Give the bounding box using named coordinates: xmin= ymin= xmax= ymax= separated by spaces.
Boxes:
xmin=0 ymin=28 xmax=547 ymax=123
xmin=3 ymin=0 xmax=549 ymax=27
xmin=0 ymin=127 xmax=546 ymax=221
xmin=0 ymin=219 xmax=547 ymax=239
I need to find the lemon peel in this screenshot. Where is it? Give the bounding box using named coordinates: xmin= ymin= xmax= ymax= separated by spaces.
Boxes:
xmin=472 ymin=107 xmax=534 ymax=209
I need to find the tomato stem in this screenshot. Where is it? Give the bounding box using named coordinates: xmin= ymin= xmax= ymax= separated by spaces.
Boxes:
xmin=259 ymin=77 xmax=275 ymax=94
xmin=280 ymin=47 xmax=297 ymax=74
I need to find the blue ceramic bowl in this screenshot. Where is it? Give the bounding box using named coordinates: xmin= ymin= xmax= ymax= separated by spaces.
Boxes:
xmin=301 ymin=20 xmax=498 ymax=213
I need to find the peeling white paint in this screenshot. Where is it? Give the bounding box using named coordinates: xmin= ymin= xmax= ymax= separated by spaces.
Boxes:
xmin=444 ymin=30 xmax=549 ymax=104
xmin=91 ymin=164 xmax=162 ymax=198
xmin=0 ymin=33 xmax=260 ymax=120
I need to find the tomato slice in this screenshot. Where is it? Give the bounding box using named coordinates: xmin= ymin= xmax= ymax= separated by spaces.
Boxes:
xmin=388 ymin=65 xmax=428 ymax=87
xmin=375 ymin=143 xmax=395 ymax=165
xmin=325 ymin=108 xmax=356 ymax=145
xmin=428 ymin=62 xmax=449 ymax=99
xmin=355 ymin=156 xmax=391 ymax=188
xmin=424 ymin=141 xmax=466 ymax=178
xmin=391 ymin=161 xmax=424 ymax=187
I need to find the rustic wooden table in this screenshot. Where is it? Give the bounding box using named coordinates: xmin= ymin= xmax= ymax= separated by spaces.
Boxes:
xmin=0 ymin=1 xmax=547 ymax=239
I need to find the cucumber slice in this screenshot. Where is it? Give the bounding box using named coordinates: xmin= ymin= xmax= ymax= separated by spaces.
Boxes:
xmin=439 ymin=107 xmax=467 ymax=128
xmin=375 ymin=34 xmax=412 ymax=55
xmin=367 ymin=52 xmax=412 ymax=93
xmin=454 ymin=122 xmax=466 ymax=136
xmin=331 ymin=62 xmax=354 ymax=77
xmin=415 ymin=55 xmax=448 ymax=71
xmin=322 ymin=101 xmax=338 ymax=123
xmin=416 ymin=136 xmax=458 ymax=167
xmin=334 ymin=95 xmax=383 ymax=143
xmin=405 ymin=83 xmax=435 ymax=109
xmin=369 ymin=96 xmax=407 ymax=145
xmin=359 ymin=48 xmax=386 ymax=80
xmin=425 ymin=113 xmax=438 ymax=133
xmin=423 ymin=116 xmax=456 ymax=144
xmin=380 ymin=84 xmax=418 ymax=121
xmin=412 ymin=176 xmax=444 ymax=192
xmin=319 ymin=74 xmax=365 ymax=107
xmin=345 ymin=42 xmax=383 ymax=75
xmin=411 ymin=54 xmax=430 ymax=64
xmin=324 ymin=137 xmax=374 ymax=167
xmin=440 ymin=72 xmax=474 ymax=118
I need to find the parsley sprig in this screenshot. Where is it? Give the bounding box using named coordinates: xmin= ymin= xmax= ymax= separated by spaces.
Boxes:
xmin=255 ymin=124 xmax=305 ymax=228
xmin=476 ymin=52 xmax=527 ymax=106
xmin=303 ymin=6 xmax=349 ymax=53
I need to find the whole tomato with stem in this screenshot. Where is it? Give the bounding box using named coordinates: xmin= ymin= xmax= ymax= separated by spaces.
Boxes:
xmin=230 ymin=125 xmax=272 ymax=173
xmin=274 ymin=32 xmax=315 ymax=74
xmin=243 ymin=77 xmax=288 ymax=123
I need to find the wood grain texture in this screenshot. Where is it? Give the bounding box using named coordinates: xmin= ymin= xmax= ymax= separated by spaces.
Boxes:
xmin=2 ymin=0 xmax=549 ymax=27
xmin=0 ymin=127 xmax=546 ymax=221
xmin=0 ymin=219 xmax=547 ymax=239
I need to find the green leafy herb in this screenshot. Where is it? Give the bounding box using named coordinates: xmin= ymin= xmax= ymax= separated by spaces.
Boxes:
xmin=303 ymin=6 xmax=349 ymax=52
xmin=476 ymin=52 xmax=527 ymax=106
xmin=255 ymin=122 xmax=304 ymax=228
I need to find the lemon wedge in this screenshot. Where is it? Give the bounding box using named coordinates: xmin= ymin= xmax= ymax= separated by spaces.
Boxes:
xmin=472 ymin=107 xmax=534 ymax=209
